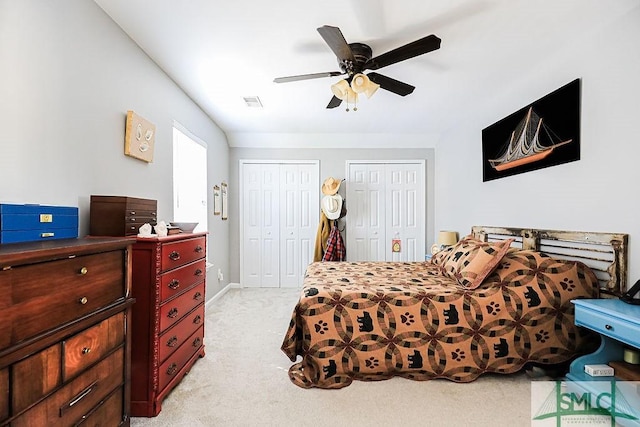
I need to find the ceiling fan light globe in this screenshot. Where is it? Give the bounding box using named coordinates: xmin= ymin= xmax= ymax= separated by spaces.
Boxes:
xmin=350 ymin=73 xmax=368 ymax=94
xmin=364 ymin=81 xmax=380 ymax=99
xmin=351 ymin=73 xmax=379 ymax=99
xmin=331 ymin=79 xmax=351 ymax=100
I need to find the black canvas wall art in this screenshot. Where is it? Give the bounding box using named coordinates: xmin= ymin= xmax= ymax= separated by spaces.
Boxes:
xmin=482 ymin=79 xmax=581 ymax=182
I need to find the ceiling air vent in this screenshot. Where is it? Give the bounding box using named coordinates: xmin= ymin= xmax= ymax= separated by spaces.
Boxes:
xmin=243 ymin=96 xmax=263 ymax=108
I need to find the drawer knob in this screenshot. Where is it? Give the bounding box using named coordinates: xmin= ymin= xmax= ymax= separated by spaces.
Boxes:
xmin=193 ymin=337 xmax=202 ymax=347
xmin=195 ymin=246 xmax=203 ymax=253
xmin=169 ymin=251 xmax=181 ymax=261
xmin=168 ymin=279 xmax=180 ymax=290
xmin=194 ymin=292 xmax=202 ymax=301
xmin=167 ymin=336 xmax=178 ymax=348
xmin=79 ymin=296 xmax=88 ymax=305
xmin=605 ymin=324 xmax=613 ymax=330
xmin=194 ymin=315 xmax=202 ymax=325
xmin=82 ymin=347 xmax=91 ymax=355
xmin=130 ymin=211 xmax=136 ymax=215
xmin=79 ymin=267 xmax=88 ymax=275
xmin=168 ymin=308 xmax=179 ymax=318
xmin=195 ymin=269 xmax=203 ymax=276
xmin=166 ymin=363 xmax=178 ymax=376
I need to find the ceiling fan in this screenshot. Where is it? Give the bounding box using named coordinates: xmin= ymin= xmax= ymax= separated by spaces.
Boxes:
xmin=274 ymin=25 xmax=441 ymax=109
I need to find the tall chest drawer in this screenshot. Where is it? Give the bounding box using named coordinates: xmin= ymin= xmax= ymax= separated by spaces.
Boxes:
xmin=160 ymin=259 xmax=206 ymax=303
xmin=159 ymin=304 xmax=205 ymax=363
xmin=161 ymin=236 xmax=206 ymax=272
xmin=1 ymin=250 xmax=125 ymax=349
xmin=158 ymin=326 xmax=205 ymax=392
xmin=159 ymin=282 xmax=205 ymax=333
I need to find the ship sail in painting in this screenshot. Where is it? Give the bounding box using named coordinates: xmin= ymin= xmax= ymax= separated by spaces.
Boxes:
xmin=488 ymin=107 xmax=573 ymax=171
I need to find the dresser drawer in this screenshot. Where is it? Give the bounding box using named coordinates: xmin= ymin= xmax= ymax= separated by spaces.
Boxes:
xmin=158 ymin=326 xmax=204 ymax=392
xmin=12 ymin=344 xmax=62 ymax=413
xmin=76 ymin=386 xmax=123 ymax=426
xmin=160 ymin=237 xmax=206 ymax=272
xmin=64 ymin=313 xmax=125 ymax=380
xmin=575 ymin=304 xmax=640 ymax=345
xmin=0 ymin=368 xmax=8 ymax=421
xmin=12 ymin=348 xmax=124 ymax=427
xmin=159 ymin=282 xmax=205 ymax=333
xmin=158 ymin=304 xmax=205 ymax=363
xmin=160 ymin=259 xmax=206 ymax=302
xmin=6 ymin=251 xmax=125 ymax=348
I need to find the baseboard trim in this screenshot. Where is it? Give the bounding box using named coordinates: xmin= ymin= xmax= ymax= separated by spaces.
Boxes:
xmin=206 ymin=282 xmax=241 ymax=308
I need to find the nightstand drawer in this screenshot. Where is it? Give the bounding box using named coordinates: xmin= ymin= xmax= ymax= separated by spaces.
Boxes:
xmin=575 ymin=304 xmax=640 ymax=346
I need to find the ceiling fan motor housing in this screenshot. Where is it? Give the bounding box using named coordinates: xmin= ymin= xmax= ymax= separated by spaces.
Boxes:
xmin=338 ymin=43 xmax=372 ymax=76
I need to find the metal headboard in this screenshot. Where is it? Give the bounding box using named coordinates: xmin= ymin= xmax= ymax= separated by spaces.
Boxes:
xmin=471 ymin=226 xmax=628 ymax=296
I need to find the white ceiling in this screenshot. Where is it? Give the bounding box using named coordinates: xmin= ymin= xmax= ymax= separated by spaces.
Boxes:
xmin=94 ymin=0 xmax=636 ymax=147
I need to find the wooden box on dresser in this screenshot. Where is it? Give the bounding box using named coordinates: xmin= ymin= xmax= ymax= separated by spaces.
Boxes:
xmin=130 ymin=232 xmax=207 ymax=417
xmin=0 ymin=237 xmax=135 ymax=426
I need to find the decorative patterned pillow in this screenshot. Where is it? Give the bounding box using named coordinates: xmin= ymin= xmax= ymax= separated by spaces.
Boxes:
xmin=430 ymin=244 xmax=454 ymax=266
xmin=441 ymin=237 xmax=515 ymax=289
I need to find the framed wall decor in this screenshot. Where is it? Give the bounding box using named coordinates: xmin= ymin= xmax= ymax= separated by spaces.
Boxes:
xmin=213 ymin=185 xmax=221 ymax=215
xmin=221 ymin=181 xmax=228 ymax=220
xmin=482 ymin=79 xmax=581 ymax=182
xmin=124 ymin=110 xmax=156 ymax=163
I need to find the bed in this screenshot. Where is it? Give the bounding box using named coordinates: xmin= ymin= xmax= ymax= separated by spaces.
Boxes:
xmin=281 ymin=226 xmax=628 ymax=389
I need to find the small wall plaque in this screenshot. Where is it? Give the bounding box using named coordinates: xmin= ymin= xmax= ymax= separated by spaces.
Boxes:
xmin=124 ymin=110 xmax=156 ymax=163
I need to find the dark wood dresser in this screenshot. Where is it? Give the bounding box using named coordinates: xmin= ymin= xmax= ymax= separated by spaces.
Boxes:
xmin=0 ymin=237 xmax=135 ymax=426
xmin=89 ymin=196 xmax=157 ymax=237
xmin=130 ymin=232 xmax=206 ymax=417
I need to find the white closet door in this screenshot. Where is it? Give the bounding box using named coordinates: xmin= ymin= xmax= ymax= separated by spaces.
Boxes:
xmin=348 ymin=163 xmax=386 ymax=261
xmin=241 ymin=161 xmax=319 ymax=288
xmin=260 ymin=165 xmax=280 ymax=287
xmin=241 ymin=163 xmax=280 ymax=288
xmin=241 ymin=164 xmax=262 ymax=287
xmin=346 ymin=161 xmax=425 ymax=262
xmin=280 ymin=164 xmax=318 ymax=288
xmin=386 ymin=164 xmax=425 ymax=262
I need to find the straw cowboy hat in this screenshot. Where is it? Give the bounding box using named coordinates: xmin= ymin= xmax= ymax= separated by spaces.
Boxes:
xmin=321 ymin=194 xmax=343 ymax=220
xmin=321 ymin=177 xmax=341 ymax=195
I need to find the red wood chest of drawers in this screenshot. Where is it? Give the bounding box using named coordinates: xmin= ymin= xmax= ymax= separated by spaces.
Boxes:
xmin=0 ymin=237 xmax=135 ymax=426
xmin=129 ymin=232 xmax=207 ymax=417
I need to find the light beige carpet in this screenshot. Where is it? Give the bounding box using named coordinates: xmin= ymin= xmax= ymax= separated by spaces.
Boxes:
xmin=131 ymin=288 xmax=535 ymax=427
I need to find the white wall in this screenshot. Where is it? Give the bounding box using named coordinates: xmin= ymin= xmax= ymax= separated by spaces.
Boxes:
xmin=0 ymin=0 xmax=230 ymax=299
xmin=434 ymin=5 xmax=640 ymax=288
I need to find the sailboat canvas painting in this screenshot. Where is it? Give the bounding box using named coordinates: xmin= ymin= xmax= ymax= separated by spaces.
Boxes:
xmin=482 ymin=79 xmax=580 ymax=182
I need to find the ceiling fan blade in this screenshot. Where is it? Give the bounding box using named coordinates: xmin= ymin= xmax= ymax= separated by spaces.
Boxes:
xmin=274 ymin=71 xmax=343 ymax=83
xmin=326 ymin=96 xmax=342 ymax=109
xmin=364 ymin=34 xmax=441 ymax=71
xmin=367 ymin=72 xmax=415 ymax=96
xmin=317 ymin=25 xmax=355 ymax=62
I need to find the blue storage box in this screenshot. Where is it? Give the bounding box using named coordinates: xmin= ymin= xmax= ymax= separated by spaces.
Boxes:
xmin=0 ymin=204 xmax=79 ymax=244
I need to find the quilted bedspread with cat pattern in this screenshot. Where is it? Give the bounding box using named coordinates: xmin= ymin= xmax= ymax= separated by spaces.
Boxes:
xmin=280 ymin=249 xmax=599 ymax=389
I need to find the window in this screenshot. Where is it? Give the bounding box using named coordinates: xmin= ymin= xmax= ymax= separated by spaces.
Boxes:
xmin=172 ymin=123 xmax=207 ymax=233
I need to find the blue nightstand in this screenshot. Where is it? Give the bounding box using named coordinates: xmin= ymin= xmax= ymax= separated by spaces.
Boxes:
xmin=566 ymin=299 xmax=640 ymax=426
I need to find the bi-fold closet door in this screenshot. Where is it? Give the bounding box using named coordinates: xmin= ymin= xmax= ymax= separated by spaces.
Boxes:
xmin=240 ymin=161 xmax=319 ymax=288
xmin=346 ymin=161 xmax=425 ymax=262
